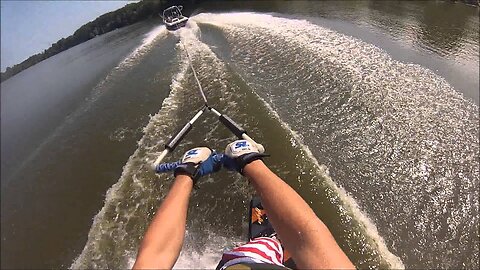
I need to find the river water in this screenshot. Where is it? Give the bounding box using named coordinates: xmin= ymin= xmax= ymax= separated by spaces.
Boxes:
xmin=1 ymin=1 xmax=478 ymax=269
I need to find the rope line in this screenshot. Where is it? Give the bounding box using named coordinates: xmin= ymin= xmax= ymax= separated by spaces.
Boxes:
xmin=181 ymin=41 xmax=209 ymax=106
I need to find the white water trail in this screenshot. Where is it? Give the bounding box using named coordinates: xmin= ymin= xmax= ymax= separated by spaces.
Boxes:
xmin=193 ymin=12 xmax=478 ymax=269
xmin=73 ymin=14 xmax=411 ymax=269
xmin=252 ymin=90 xmax=405 ymax=268
xmin=71 ymin=31 xmax=187 ymax=269
xmin=71 ymin=21 xmax=242 ymax=269
xmin=169 ymin=21 xmax=244 ymax=270
xmin=193 ymin=12 xmax=405 ymax=269
xmin=4 ymin=24 xmax=169 ymax=187
xmin=96 ymin=24 xmax=168 ymax=87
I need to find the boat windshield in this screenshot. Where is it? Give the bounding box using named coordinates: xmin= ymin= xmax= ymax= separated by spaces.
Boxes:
xmin=163 ymin=6 xmax=183 ymax=23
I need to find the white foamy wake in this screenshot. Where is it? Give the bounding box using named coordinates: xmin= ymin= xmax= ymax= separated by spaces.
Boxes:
xmin=117 ymin=24 xmax=168 ymax=70
xmin=71 ymin=21 xmax=243 ymax=269
xmin=70 ymin=32 xmax=189 ymax=268
xmin=8 ymin=25 xmax=170 ymax=186
xmin=73 ymin=14 xmax=409 ymax=269
xmin=161 ymin=21 xmax=244 ymax=270
xmin=96 ymin=24 xmax=168 ymax=88
xmin=193 ymin=12 xmax=405 ymax=269
xmin=251 ymin=91 xmax=405 ymax=268
xmin=173 ymin=231 xmax=237 ymax=269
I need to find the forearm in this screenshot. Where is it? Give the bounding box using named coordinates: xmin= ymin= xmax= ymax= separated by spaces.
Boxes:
xmin=133 ymin=175 xmax=193 ymax=269
xmin=244 ymin=160 xmax=354 ymax=269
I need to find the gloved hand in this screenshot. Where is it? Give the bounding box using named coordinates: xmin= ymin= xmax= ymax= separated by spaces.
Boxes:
xmin=223 ymin=140 xmax=269 ymax=174
xmin=174 ymin=147 xmax=222 ymax=184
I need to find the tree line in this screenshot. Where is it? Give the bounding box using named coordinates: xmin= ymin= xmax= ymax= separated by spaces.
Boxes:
xmin=2 ymin=0 xmax=478 ymax=82
xmin=1 ymin=0 xmax=197 ymax=82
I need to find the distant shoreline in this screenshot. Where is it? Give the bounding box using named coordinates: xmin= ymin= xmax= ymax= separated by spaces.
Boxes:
xmin=1 ymin=0 xmax=196 ymax=83
xmin=452 ymin=0 xmax=480 ymax=7
xmin=1 ymin=0 xmax=478 ymax=83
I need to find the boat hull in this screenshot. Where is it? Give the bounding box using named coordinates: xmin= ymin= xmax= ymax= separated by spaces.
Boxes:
xmin=166 ymin=18 xmax=188 ymax=31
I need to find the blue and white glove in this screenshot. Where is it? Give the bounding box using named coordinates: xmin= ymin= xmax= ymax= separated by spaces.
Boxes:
xmin=223 ymin=140 xmax=269 ymax=174
xmin=174 ymin=147 xmax=222 ymax=184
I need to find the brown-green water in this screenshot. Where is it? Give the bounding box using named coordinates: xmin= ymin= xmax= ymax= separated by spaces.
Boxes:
xmin=1 ymin=1 xmax=478 ymax=269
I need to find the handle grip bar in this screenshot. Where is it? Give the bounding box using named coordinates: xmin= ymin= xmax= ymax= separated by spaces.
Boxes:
xmin=152 ymin=106 xmax=264 ymax=173
xmin=209 ymin=107 xmax=265 ymax=153
xmin=152 ymin=108 xmax=206 ymax=169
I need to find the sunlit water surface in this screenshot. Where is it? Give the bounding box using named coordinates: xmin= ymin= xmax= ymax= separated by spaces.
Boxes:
xmin=1 ymin=1 xmax=478 ymax=269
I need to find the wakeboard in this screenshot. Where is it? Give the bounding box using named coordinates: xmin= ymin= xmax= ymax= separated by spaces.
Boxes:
xmin=248 ymin=196 xmax=275 ymax=240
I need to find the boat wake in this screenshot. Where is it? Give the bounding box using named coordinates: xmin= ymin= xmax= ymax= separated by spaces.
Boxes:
xmin=71 ymin=21 xmax=245 ymax=269
xmin=193 ymin=12 xmax=479 ymax=269
xmin=71 ymin=12 xmax=478 ymax=270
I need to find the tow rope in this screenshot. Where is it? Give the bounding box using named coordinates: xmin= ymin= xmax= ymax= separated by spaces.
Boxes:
xmin=152 ymin=41 xmax=264 ymax=171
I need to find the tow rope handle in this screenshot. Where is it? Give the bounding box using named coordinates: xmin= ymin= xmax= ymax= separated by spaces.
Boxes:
xmin=209 ymin=107 xmax=265 ymax=153
xmin=152 ymin=107 xmax=206 ymax=170
xmin=152 ymin=106 xmax=264 ymax=172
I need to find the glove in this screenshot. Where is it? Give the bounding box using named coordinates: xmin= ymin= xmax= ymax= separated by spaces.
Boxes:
xmin=174 ymin=147 xmax=222 ymax=184
xmin=223 ymin=140 xmax=268 ymax=174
